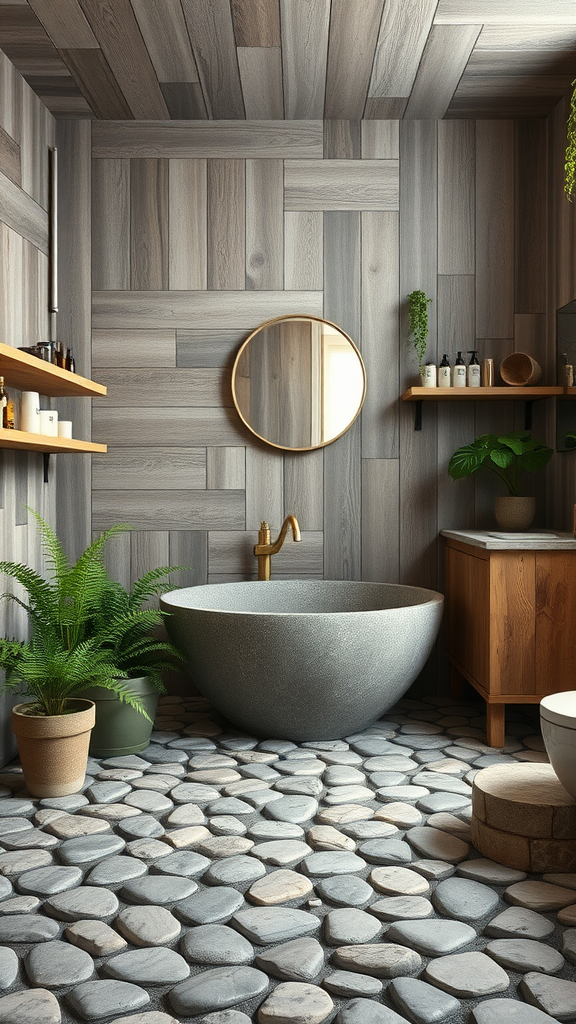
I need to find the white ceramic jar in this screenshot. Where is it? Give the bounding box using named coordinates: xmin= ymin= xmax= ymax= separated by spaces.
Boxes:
xmin=540 ymin=691 xmax=576 ymax=800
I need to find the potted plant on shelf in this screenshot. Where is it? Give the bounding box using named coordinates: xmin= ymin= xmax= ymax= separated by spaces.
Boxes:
xmin=407 ymin=289 xmax=432 ymax=378
xmin=448 ymin=430 xmax=554 ymax=530
xmin=0 ymin=510 xmax=187 ymax=794
xmin=565 ymin=80 xmax=576 ymax=201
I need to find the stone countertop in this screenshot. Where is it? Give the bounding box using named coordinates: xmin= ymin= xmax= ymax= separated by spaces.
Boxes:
xmin=441 ymin=529 xmax=576 ymax=550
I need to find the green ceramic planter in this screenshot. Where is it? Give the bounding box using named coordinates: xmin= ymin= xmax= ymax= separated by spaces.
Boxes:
xmin=79 ymin=676 xmax=160 ymax=757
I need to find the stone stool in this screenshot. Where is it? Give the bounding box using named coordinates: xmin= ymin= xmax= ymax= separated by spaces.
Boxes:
xmin=472 ymin=763 xmax=576 ymax=873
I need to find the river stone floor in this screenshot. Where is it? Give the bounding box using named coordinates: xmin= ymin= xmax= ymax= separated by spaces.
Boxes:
xmin=0 ymin=693 xmax=574 ymax=1024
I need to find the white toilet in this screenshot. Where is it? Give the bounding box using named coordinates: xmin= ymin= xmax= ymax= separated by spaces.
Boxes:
xmin=540 ymin=691 xmax=576 ymax=800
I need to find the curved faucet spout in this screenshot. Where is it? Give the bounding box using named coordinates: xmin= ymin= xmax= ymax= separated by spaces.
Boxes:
xmin=254 ymin=515 xmax=301 ymax=580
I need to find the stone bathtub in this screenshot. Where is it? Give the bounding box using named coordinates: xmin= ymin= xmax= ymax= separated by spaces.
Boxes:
xmin=161 ymin=580 xmax=444 ymax=741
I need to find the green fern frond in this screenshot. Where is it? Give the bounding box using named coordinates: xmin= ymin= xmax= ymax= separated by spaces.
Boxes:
xmin=128 ymin=566 xmax=188 ymax=611
xmin=26 ymin=506 xmax=70 ymax=586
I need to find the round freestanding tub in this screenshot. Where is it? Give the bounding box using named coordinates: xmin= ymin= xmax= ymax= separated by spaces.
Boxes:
xmin=161 ymin=580 xmax=444 ymax=741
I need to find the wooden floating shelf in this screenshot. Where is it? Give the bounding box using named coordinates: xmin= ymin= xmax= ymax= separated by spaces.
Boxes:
xmin=402 ymin=386 xmax=564 ymax=401
xmin=0 ymin=429 xmax=107 ymax=454
xmin=0 ymin=342 xmax=106 ymax=398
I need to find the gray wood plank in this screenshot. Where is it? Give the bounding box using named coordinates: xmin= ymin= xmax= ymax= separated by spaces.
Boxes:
xmin=92 ymin=121 xmax=324 ymax=159
xmin=160 ymin=83 xmax=207 ymax=120
xmin=361 ymin=211 xmax=400 ymax=459
xmin=361 ymin=120 xmax=399 ymax=160
xmin=207 ymin=159 xmax=245 ymax=290
xmin=438 ymin=120 xmax=475 ymax=276
xmin=130 ymin=0 xmax=199 ymax=83
xmin=325 ymin=0 xmax=384 ymax=119
xmin=101 ymin=529 xmax=131 ymax=589
xmin=231 ymin=0 xmax=280 ymax=46
xmin=91 ymin=158 xmax=130 ymax=290
xmin=284 ymin=160 xmax=399 ymax=212
xmin=92 ymin=447 xmax=206 ymax=491
xmin=208 ymin=530 xmax=323 ymax=576
xmin=93 ymin=406 xmax=246 ymax=448
xmin=129 ymin=530 xmax=170 ymax=590
xmin=284 ymin=212 xmax=323 ymax=291
xmin=55 ymin=118 xmax=92 ymax=564
xmin=130 ymin=158 xmax=169 ymax=291
xmin=323 ymin=423 xmax=361 ymax=580
xmin=438 ymin=275 xmax=475 ymax=361
xmin=169 ymin=159 xmax=207 ymax=290
xmin=92 ymin=329 xmax=176 ymax=368
xmin=169 ymin=530 xmax=208 ymax=588
xmin=245 ymin=446 xmax=283 ymax=532
xmin=0 ymin=123 xmax=20 ymax=186
xmin=78 ymin=0 xmax=169 ymax=118
xmin=96 ymin=367 xmax=229 ymax=407
xmin=476 ymin=24 xmax=576 ymax=48
xmin=280 ymin=0 xmax=330 ymax=119
xmin=369 ymin=0 xmax=438 ymax=100
xmin=177 ymin=329 xmax=246 ymax=368
xmin=180 ymin=0 xmax=244 ymax=119
xmin=324 ymin=212 xmax=361 ymax=342
xmin=0 ymin=223 xmax=23 ymax=344
xmin=476 ymin=120 xmax=515 ymax=339
xmin=324 ymin=121 xmax=361 ymax=160
xmin=93 ymin=490 xmax=245 ymax=532
xmin=60 ymin=47 xmax=133 ymax=119
xmin=283 ymin=448 xmax=324 ymax=531
xmin=405 ymin=25 xmax=481 ymax=120
xmin=515 ymin=119 xmax=547 ymax=315
xmin=435 ymin=0 xmax=576 ymax=21
xmin=93 ymin=290 xmax=323 ymax=329
xmin=361 ymin=459 xmax=400 ymax=583
xmin=207 ymin=447 xmax=245 ymax=490
xmin=27 ymin=0 xmax=98 ymax=47
xmin=246 ymin=159 xmax=283 ymax=290
xmin=0 ymin=167 xmax=48 ymax=253
xmin=237 ymin=47 xmax=283 ymax=119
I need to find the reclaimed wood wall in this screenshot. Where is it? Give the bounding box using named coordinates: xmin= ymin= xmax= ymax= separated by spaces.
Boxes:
xmin=89 ymin=115 xmax=557 ymax=596
xmin=0 ymin=50 xmax=56 ymax=759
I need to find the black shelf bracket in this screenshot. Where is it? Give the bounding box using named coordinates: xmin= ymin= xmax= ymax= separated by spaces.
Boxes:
xmin=414 ymin=400 xmax=423 ymax=430
xmin=43 ymin=452 xmax=50 ymax=483
xmin=524 ymin=400 xmax=534 ymax=431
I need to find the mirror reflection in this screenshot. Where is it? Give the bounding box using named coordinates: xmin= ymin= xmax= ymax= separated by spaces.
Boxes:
xmin=231 ymin=315 xmax=366 ymax=451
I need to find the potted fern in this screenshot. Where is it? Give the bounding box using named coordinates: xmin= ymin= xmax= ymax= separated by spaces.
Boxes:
xmin=448 ymin=431 xmax=553 ymax=530
xmin=0 ymin=510 xmax=186 ymax=794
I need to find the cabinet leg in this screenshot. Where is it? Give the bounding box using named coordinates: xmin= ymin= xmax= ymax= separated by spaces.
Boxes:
xmin=450 ymin=665 xmax=465 ymax=700
xmin=486 ymin=703 xmax=505 ymax=748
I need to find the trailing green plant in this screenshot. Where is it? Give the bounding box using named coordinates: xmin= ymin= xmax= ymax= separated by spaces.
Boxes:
xmin=0 ymin=508 xmax=188 ymax=717
xmin=566 ymin=80 xmax=576 ymax=201
xmin=407 ymin=290 xmax=432 ymax=370
xmin=448 ymin=431 xmax=553 ymax=497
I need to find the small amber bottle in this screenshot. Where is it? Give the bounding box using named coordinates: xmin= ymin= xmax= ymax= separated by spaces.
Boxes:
xmin=0 ymin=377 xmax=15 ymax=428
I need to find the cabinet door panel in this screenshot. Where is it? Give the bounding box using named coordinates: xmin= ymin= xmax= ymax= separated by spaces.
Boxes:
xmin=489 ymin=551 xmax=536 ymax=695
xmin=536 ymin=552 xmax=576 ymax=694
xmin=445 ymin=545 xmax=489 ymax=688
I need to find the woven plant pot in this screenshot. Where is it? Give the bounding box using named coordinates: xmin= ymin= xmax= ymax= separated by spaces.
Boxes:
xmin=494 ymin=495 xmax=536 ymax=531
xmin=11 ymin=699 xmax=95 ymax=797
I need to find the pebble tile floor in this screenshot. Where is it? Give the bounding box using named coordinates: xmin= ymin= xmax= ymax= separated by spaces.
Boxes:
xmin=0 ymin=692 xmax=575 ymax=1024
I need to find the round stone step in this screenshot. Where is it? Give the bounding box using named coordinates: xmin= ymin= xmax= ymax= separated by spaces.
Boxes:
xmin=472 ymin=763 xmax=576 ymax=873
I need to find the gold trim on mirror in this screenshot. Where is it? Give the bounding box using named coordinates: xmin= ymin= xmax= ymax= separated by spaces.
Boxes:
xmin=231 ymin=314 xmax=366 ymax=452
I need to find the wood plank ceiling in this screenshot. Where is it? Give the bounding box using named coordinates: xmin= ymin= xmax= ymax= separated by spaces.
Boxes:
xmin=0 ymin=0 xmax=575 ymax=120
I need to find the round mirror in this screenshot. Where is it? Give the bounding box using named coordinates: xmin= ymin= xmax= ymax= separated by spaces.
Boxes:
xmin=231 ymin=315 xmax=366 ymax=451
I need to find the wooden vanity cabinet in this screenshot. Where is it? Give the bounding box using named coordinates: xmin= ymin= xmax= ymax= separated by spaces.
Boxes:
xmin=444 ymin=537 xmax=576 ymax=747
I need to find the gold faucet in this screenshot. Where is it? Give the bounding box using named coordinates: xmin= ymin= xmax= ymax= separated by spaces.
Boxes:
xmin=254 ymin=515 xmax=301 ymax=580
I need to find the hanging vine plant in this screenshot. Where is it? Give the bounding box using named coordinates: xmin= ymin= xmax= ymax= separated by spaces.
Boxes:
xmin=407 ymin=289 xmax=432 ymax=371
xmin=565 ymin=79 xmax=576 ymax=201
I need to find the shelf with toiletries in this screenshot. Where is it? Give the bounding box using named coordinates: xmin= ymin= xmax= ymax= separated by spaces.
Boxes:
xmin=402 ymin=386 xmax=564 ymax=431
xmin=0 ymin=343 xmax=107 ymax=455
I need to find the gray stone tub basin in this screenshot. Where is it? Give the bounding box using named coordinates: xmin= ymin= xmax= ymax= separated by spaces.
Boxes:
xmin=161 ymin=580 xmax=444 ymax=741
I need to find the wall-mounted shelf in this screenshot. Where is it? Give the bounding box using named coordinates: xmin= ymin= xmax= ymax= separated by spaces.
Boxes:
xmin=401 ymin=386 xmax=564 ymax=430
xmin=0 ymin=342 xmax=106 ymax=398
xmin=0 ymin=430 xmax=106 ymax=454
xmin=0 ymin=343 xmax=107 ymax=478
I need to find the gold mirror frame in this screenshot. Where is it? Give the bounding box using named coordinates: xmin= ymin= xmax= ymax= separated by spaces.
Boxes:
xmin=231 ymin=314 xmax=366 ymax=452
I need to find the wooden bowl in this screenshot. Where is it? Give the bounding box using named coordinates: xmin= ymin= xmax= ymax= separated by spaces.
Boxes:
xmin=499 ymin=352 xmax=541 ymax=386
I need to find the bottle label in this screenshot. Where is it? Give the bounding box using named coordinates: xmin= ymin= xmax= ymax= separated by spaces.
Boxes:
xmin=467 ymin=365 xmax=481 ymax=388
xmin=454 ymin=366 xmax=467 ymax=387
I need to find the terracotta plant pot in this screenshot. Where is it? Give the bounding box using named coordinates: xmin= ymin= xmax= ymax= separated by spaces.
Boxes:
xmin=494 ymin=495 xmax=536 ymax=531
xmin=79 ymin=676 xmax=159 ymax=757
xmin=11 ymin=699 xmax=95 ymax=797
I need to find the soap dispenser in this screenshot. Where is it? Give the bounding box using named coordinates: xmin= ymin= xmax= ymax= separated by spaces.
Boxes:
xmin=467 ymin=350 xmax=481 ymax=388
xmin=453 ymin=351 xmax=467 ymax=388
xmin=438 ymin=354 xmax=451 ymax=387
